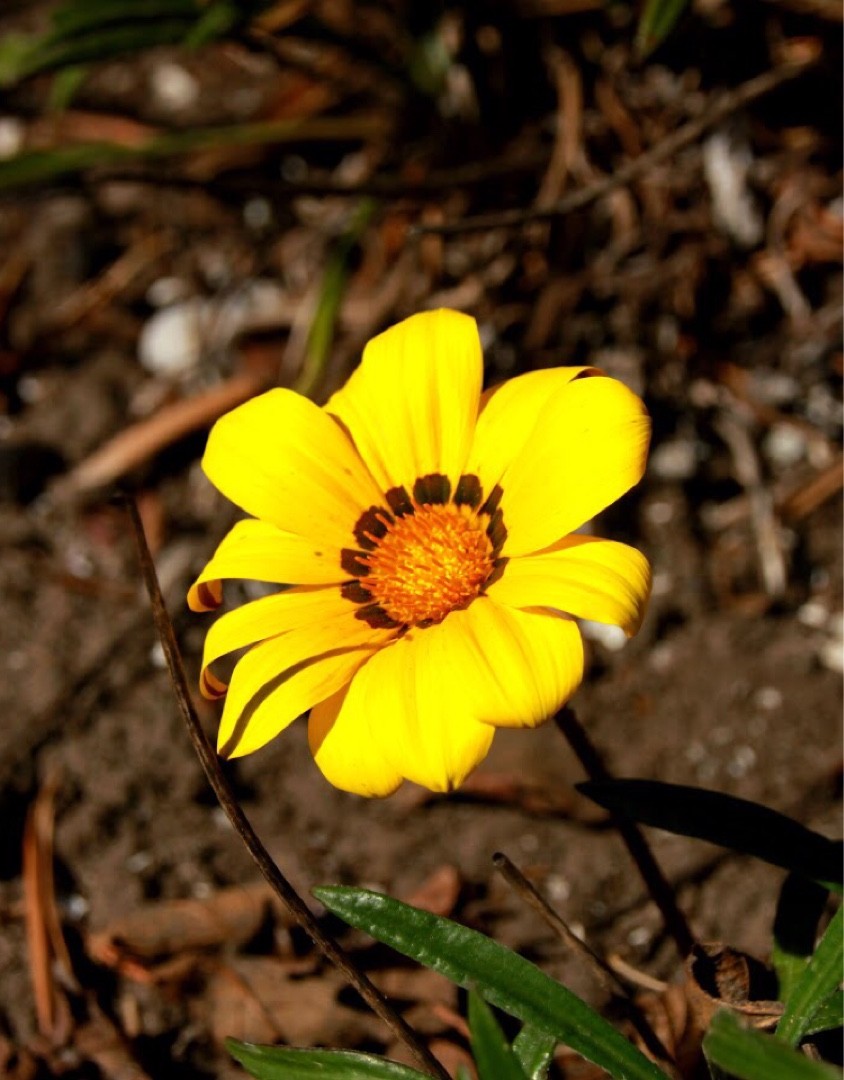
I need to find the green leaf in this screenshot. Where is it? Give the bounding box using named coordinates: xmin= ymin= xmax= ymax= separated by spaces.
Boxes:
xmin=704 ymin=1010 xmax=841 ymax=1080
xmin=512 ymin=1025 xmax=555 ymax=1080
xmin=315 ymin=887 xmax=668 ymax=1080
xmin=778 ymin=906 xmax=843 ymax=1046
xmin=802 ymin=990 xmax=844 ymax=1037
xmin=0 ymin=116 xmax=383 ymax=192
xmin=773 ymin=875 xmax=830 ymax=1002
xmin=578 ymin=780 xmax=843 ymax=886
xmin=226 ymin=1039 xmax=435 ymax=1079
xmin=49 ymin=0 xmax=198 ymax=38
xmin=295 ymin=198 xmax=377 ymax=399
xmin=468 ymin=991 xmax=529 ymax=1080
xmin=47 ymin=64 xmax=89 ymax=111
xmin=635 ymin=0 xmax=691 ymax=56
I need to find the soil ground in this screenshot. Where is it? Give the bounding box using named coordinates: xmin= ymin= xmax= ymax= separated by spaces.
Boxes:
xmin=0 ymin=3 xmax=841 ymax=1077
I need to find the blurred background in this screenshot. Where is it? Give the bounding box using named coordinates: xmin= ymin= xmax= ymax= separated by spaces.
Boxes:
xmin=0 ymin=2 xmax=840 ymax=1077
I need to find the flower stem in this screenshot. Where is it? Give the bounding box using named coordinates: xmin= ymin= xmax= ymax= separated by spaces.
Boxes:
xmin=555 ymin=707 xmax=695 ymax=958
xmin=125 ymin=497 xmax=450 ymax=1080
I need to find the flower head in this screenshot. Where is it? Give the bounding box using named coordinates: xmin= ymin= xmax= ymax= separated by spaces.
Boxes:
xmin=189 ymin=310 xmax=651 ymax=796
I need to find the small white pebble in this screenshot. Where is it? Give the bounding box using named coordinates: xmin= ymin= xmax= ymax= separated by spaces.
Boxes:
xmin=243 ymin=196 xmax=273 ymax=231
xmin=151 ymin=61 xmax=199 ymax=111
xmin=138 ymin=298 xmax=206 ymax=377
xmin=819 ymin=635 xmax=843 ymax=674
xmin=0 ymin=117 xmax=25 ymax=159
xmin=63 ymin=894 xmax=90 ymax=920
xmin=17 ymin=375 xmax=43 ymax=404
xmin=146 ymin=276 xmax=191 ymax=308
xmin=703 ymin=130 xmax=764 ymax=247
xmin=149 ymin=641 xmax=167 ymax=669
xmin=764 ymin=424 xmax=806 ymax=468
xmin=212 ymin=807 xmax=231 ymax=830
xmin=649 ymin=642 xmax=675 ymax=674
xmin=126 ymin=851 xmax=153 ymax=873
xmin=545 ymin=874 xmax=571 ymax=904
xmin=192 ymin=881 xmax=213 ymax=899
xmin=798 ymin=599 xmax=829 ymax=629
xmin=685 ymin=740 xmax=707 ymax=765
xmin=65 ymin=548 xmax=94 ymax=579
xmin=650 ymin=439 xmax=698 ymax=481
xmin=651 ymin=571 xmax=674 ymax=598
xmin=749 ymin=371 xmax=798 ymax=406
xmin=727 ymin=745 xmax=757 ymax=778
xmin=627 ymin=925 xmax=651 ymax=948
xmin=753 ymin=686 xmax=782 ymax=712
xmin=644 ymin=499 xmax=675 ymax=526
xmin=7 ymin=650 xmax=27 ymax=671
xmin=580 ymin=620 xmax=628 ymax=652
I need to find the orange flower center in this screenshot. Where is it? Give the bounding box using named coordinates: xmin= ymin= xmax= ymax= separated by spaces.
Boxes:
xmin=363 ymin=504 xmax=494 ymax=626
xmin=341 ymin=474 xmax=507 ymax=629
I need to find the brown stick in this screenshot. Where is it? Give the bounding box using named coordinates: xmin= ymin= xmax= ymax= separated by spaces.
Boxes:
xmin=124 ymin=498 xmax=449 ymax=1080
xmin=555 ymin=708 xmax=695 ymax=958
xmin=414 ymin=57 xmax=816 ymax=236
xmin=493 ymin=851 xmax=679 ymax=1074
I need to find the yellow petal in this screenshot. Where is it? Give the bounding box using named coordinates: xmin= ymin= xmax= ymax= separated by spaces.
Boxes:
xmin=218 ymin=616 xmax=392 ymax=758
xmin=487 ymin=536 xmax=651 ymax=636
xmin=309 ymin=596 xmax=583 ymax=794
xmin=200 ymin=585 xmax=352 ymax=698
xmin=436 ymin=598 xmax=585 ymax=729
xmin=308 ymin=681 xmax=404 ymax=798
xmin=202 ymin=389 xmax=384 ymax=548
xmin=188 ymin=519 xmax=346 ymax=612
xmin=326 ymin=310 xmax=482 ymax=496
xmin=497 ymin=376 xmax=650 ymax=555
xmin=319 ymin=627 xmax=495 ymax=793
xmin=469 ymin=367 xmax=596 ymax=495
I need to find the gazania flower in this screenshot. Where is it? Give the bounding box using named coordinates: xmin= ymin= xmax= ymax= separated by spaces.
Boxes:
xmin=189 ymin=310 xmax=651 ymax=796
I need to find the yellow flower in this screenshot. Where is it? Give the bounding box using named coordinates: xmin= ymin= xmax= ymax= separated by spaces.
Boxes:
xmin=189 ymin=310 xmax=651 ymax=796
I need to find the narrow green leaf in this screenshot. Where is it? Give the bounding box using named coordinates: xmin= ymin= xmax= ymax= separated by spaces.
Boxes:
xmin=802 ymin=991 xmax=844 ymax=1037
xmin=778 ymin=906 xmax=843 ymax=1046
xmin=226 ymin=1039 xmax=435 ymax=1079
xmin=10 ymin=22 xmax=196 ymax=81
xmin=296 ymin=198 xmax=377 ymax=399
xmin=512 ymin=1024 xmax=555 ymax=1080
xmin=0 ymin=116 xmax=384 ymax=193
xmin=772 ymin=875 xmax=830 ymax=1002
xmin=47 ymin=64 xmax=88 ymax=112
xmin=704 ymin=1010 xmax=840 ymax=1080
xmin=314 ymin=887 xmax=668 ymax=1080
xmin=635 ymin=0 xmax=691 ymax=56
xmin=578 ymin=780 xmax=843 ymax=886
xmin=50 ymin=0 xmax=198 ymax=38
xmin=468 ymin=992 xmax=528 ymax=1080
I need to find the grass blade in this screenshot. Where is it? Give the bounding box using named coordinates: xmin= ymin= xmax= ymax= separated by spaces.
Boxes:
xmin=777 ymin=906 xmax=843 ymax=1046
xmin=704 ymin=1010 xmax=840 ymax=1080
xmin=636 ymin=0 xmax=692 ymax=56
xmin=772 ymin=874 xmax=830 ymax=1001
xmin=802 ymin=991 xmax=843 ymax=1037
xmin=578 ymin=780 xmax=842 ymax=886
xmin=512 ymin=1024 xmax=555 ymax=1080
xmin=227 ymin=1039 xmax=435 ymax=1079
xmin=315 ymin=887 xmax=668 ymax=1080
xmin=468 ymin=992 xmax=529 ymax=1080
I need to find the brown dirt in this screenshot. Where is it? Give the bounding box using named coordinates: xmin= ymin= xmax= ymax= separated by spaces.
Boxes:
xmin=0 ymin=2 xmax=840 ymax=1077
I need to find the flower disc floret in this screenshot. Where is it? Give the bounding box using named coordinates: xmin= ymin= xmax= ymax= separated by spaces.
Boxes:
xmin=360 ymin=503 xmax=494 ymax=627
